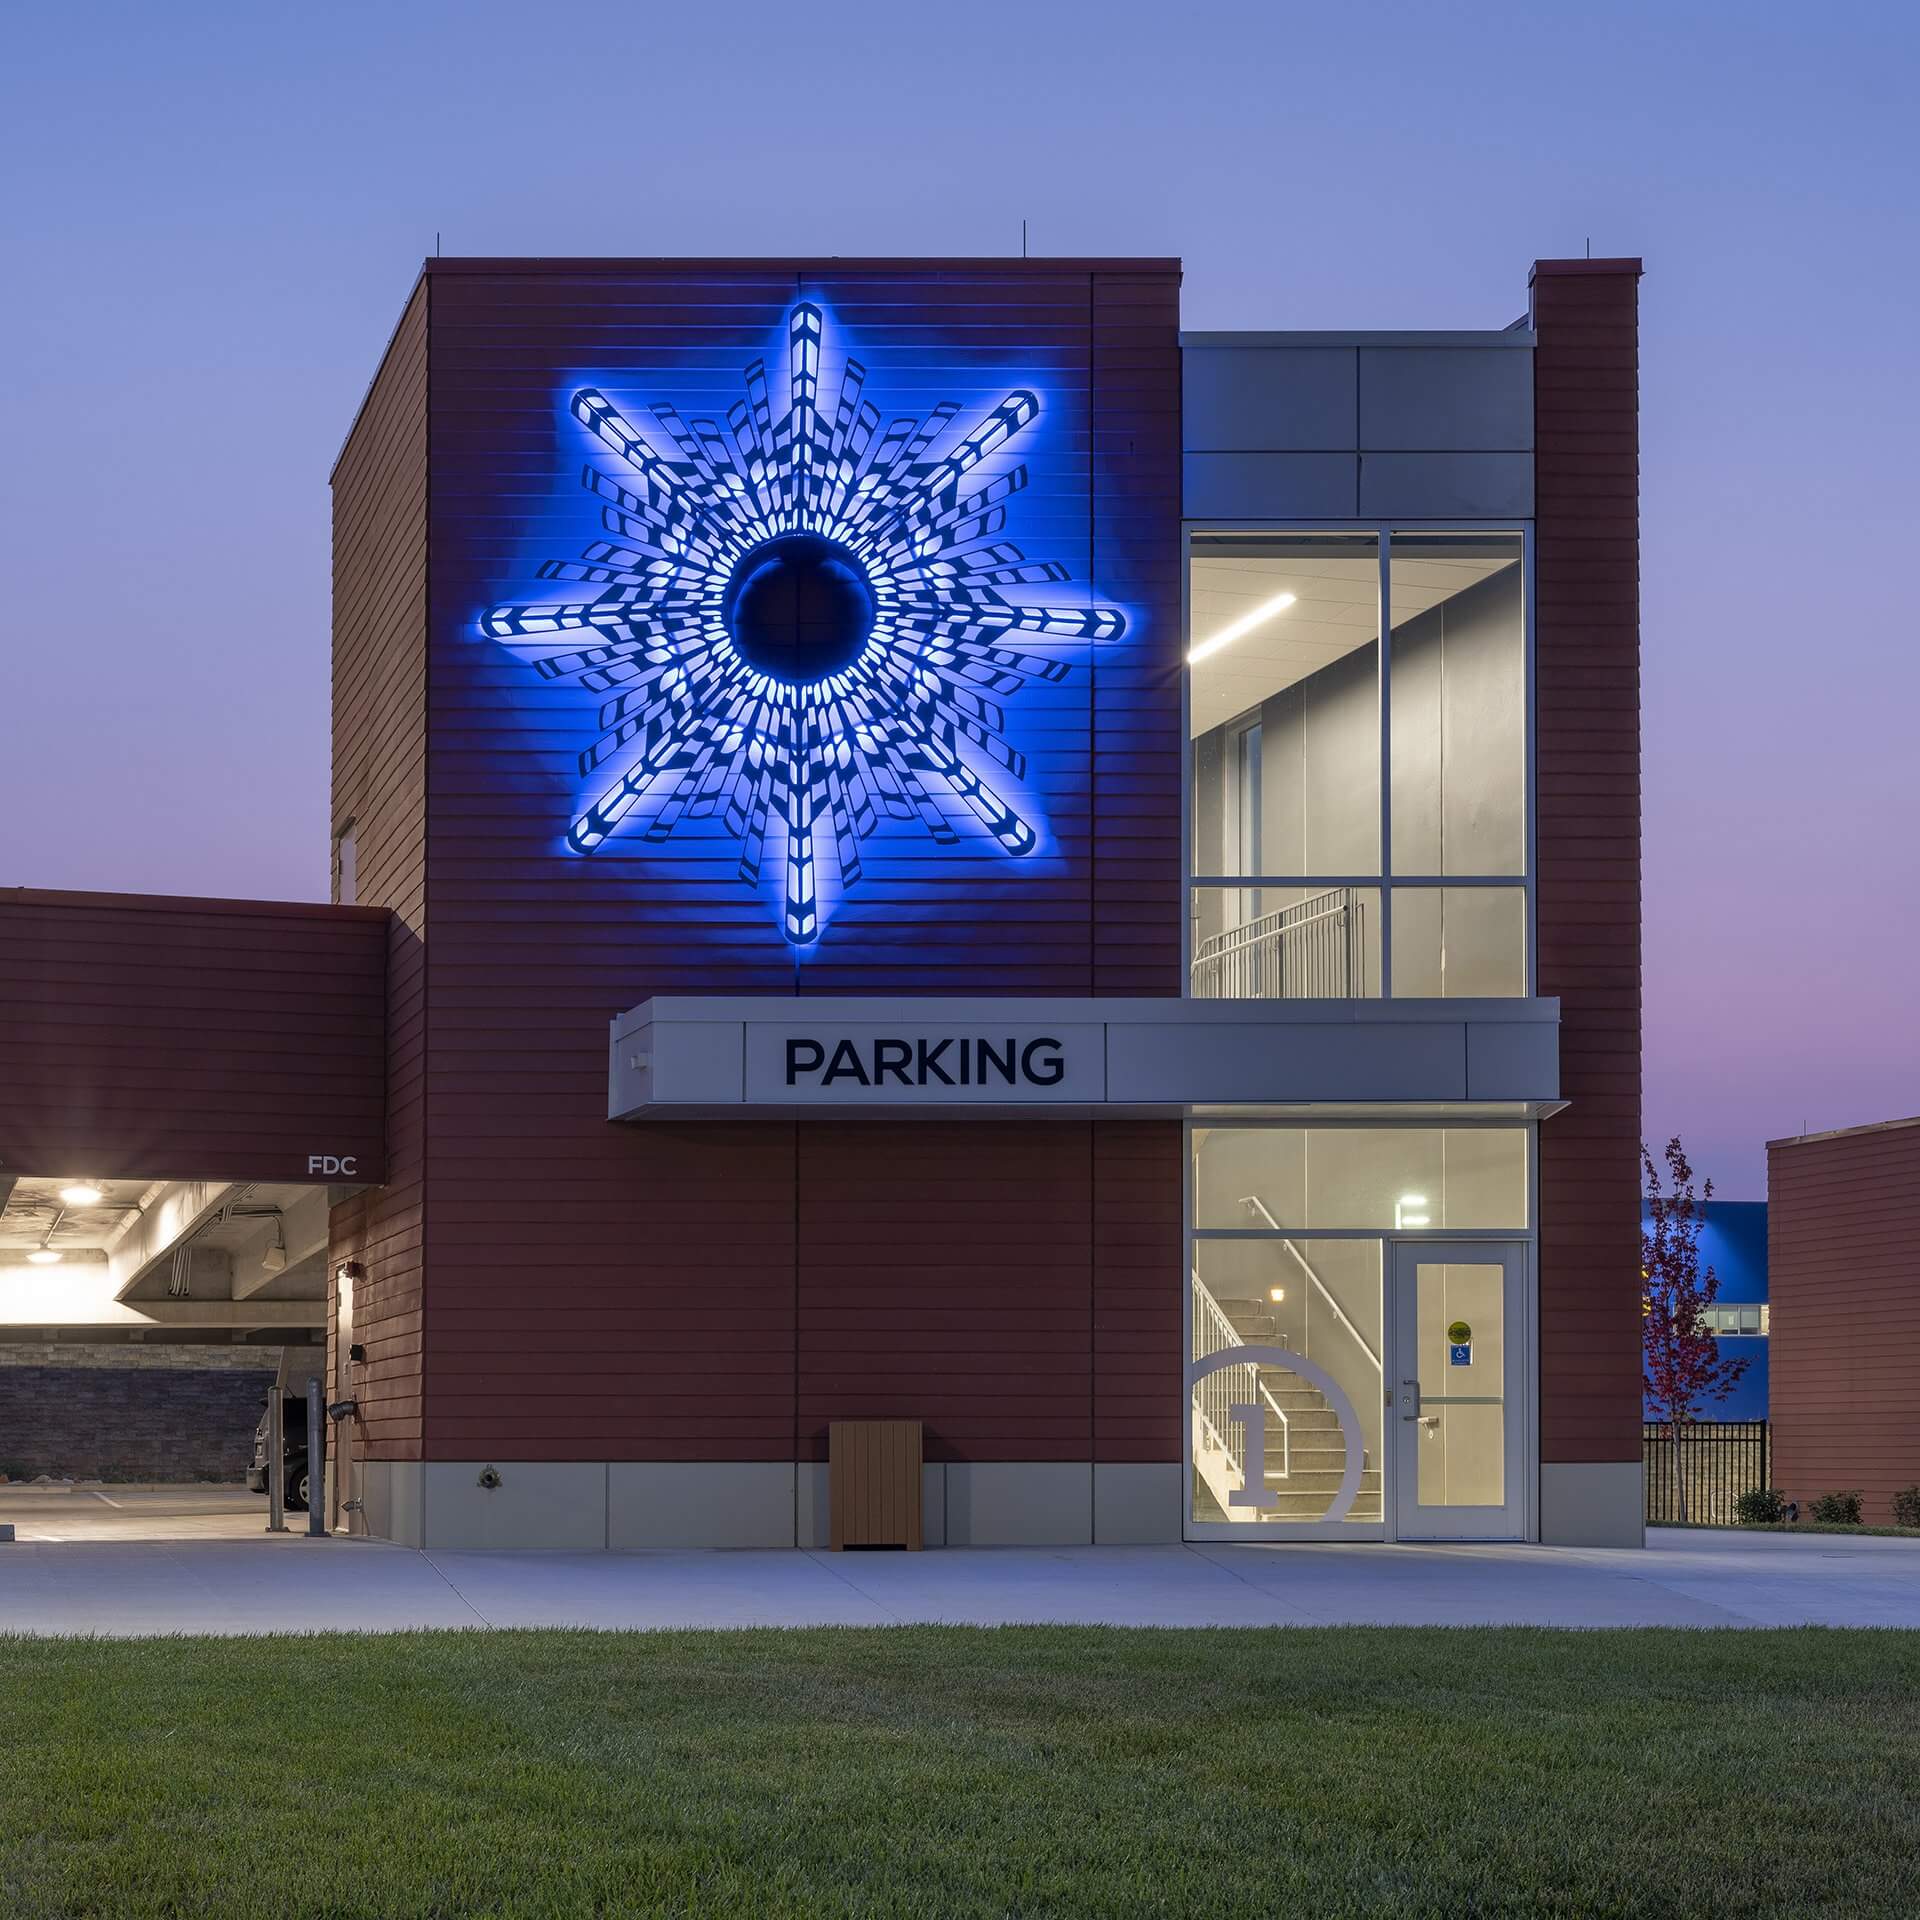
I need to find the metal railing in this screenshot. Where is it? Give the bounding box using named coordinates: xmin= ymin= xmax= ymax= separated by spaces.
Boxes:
xmin=1239 ymin=1196 xmax=1383 ymax=1377
xmin=1191 ymin=1268 xmax=1290 ymax=1493
xmin=1191 ymin=886 xmax=1365 ymax=999
xmin=1643 ymin=1420 xmax=1770 ymax=1526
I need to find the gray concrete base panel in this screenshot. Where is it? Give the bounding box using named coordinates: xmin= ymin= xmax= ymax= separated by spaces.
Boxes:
xmin=609 ymin=1463 xmax=794 ymax=1549
xmin=946 ymin=1463 xmax=1092 ymax=1546
xmin=1094 ymin=1463 xmax=1182 ymax=1544
xmin=419 ymin=1462 xmax=608 ymax=1551
xmin=357 ymin=1459 xmax=1179 ymax=1551
xmin=354 ymin=1458 xmax=393 ymax=1545
xmin=385 ymin=1457 xmax=425 ymax=1549
xmin=1540 ymin=1461 xmax=1644 ymax=1548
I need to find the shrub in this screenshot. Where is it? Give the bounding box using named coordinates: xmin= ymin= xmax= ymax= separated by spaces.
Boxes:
xmin=1808 ymin=1490 xmax=1863 ymax=1526
xmin=1734 ymin=1487 xmax=1789 ymax=1525
xmin=1891 ymin=1486 xmax=1920 ymax=1529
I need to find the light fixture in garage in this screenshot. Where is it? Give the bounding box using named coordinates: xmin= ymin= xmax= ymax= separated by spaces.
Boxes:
xmin=58 ymin=1182 xmax=103 ymax=1208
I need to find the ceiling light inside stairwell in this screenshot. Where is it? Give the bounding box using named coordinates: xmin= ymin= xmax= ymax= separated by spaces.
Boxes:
xmin=58 ymin=1183 xmax=103 ymax=1208
xmin=1268 ymin=1287 xmax=1286 ymax=1304
xmin=27 ymin=1249 xmax=62 ymax=1266
xmin=1396 ymin=1192 xmax=1431 ymax=1229
xmin=1187 ymin=590 xmax=1296 ymax=664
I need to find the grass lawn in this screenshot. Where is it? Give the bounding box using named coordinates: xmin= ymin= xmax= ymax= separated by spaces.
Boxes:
xmin=3 ymin=1627 xmax=1917 ymax=1917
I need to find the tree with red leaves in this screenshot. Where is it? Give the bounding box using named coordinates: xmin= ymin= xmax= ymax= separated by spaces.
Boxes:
xmin=1642 ymin=1136 xmax=1749 ymax=1524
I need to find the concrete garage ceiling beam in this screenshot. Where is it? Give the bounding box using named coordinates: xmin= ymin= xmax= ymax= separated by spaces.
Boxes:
xmin=0 ymin=1299 xmax=322 ymax=1338
xmin=131 ymin=1301 xmax=321 ymax=1329
xmin=113 ymin=1183 xmax=331 ymax=1306
xmin=110 ymin=1181 xmax=237 ymax=1300
xmin=230 ymin=1187 xmax=331 ymax=1303
xmin=0 ymin=1292 xmax=322 ymax=1337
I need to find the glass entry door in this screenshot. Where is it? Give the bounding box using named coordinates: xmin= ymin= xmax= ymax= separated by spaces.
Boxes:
xmin=1389 ymin=1243 xmax=1526 ymax=1540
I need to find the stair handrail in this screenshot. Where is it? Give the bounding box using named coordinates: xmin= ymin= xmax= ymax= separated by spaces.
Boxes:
xmin=1190 ymin=885 xmax=1362 ymax=999
xmin=1190 ymin=1266 xmax=1291 ymax=1485
xmin=1237 ymin=1196 xmax=1382 ymax=1374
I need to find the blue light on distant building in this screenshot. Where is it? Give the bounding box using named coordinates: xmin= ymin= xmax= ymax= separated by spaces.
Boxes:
xmin=480 ymin=302 xmax=1127 ymax=946
xmin=1644 ymin=1199 xmax=1770 ymax=1419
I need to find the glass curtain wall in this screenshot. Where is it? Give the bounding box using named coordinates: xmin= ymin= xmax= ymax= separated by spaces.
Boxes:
xmin=1188 ymin=530 xmax=1528 ymax=998
xmin=1187 ymin=1125 xmax=1530 ymax=1535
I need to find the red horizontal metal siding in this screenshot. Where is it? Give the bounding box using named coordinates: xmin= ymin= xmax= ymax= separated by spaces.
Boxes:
xmin=426 ymin=1119 xmax=798 ymax=1460
xmin=416 ymin=262 xmax=1183 ymax=1463
xmin=1531 ymin=258 xmax=1645 ymax=1467
xmin=0 ymin=889 xmax=387 ymax=1183
xmin=1769 ymin=1124 xmax=1920 ymax=1519
xmin=328 ymin=278 xmax=429 ymax=1460
xmin=1093 ymin=273 xmax=1184 ymax=994
xmin=797 ymin=1121 xmax=1094 ymax=1462
xmin=1093 ymin=1119 xmax=1184 ymax=1462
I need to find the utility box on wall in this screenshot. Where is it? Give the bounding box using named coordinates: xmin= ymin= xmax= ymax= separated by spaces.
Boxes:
xmin=830 ymin=1419 xmax=924 ymax=1550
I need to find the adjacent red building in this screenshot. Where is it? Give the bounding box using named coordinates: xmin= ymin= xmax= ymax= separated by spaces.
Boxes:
xmin=1770 ymin=1118 xmax=1920 ymax=1522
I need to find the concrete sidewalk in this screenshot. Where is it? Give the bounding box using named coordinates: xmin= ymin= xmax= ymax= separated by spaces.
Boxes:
xmin=2 ymin=1527 xmax=1917 ymax=1636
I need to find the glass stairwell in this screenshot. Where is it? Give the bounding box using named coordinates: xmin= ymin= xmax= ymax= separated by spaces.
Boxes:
xmin=1191 ymin=1238 xmax=1383 ymax=1524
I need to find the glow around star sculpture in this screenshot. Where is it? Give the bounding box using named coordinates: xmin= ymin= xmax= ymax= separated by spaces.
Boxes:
xmin=479 ymin=302 xmax=1128 ymax=944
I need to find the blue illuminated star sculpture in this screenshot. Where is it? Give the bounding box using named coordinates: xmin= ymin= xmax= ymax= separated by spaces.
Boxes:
xmin=480 ymin=303 xmax=1127 ymax=944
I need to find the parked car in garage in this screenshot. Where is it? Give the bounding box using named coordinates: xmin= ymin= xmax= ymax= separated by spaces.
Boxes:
xmin=246 ymin=1391 xmax=314 ymax=1510
xmin=246 ymin=1348 xmax=326 ymax=1512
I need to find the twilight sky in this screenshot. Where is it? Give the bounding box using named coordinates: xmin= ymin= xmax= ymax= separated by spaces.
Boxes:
xmin=2 ymin=1 xmax=1915 ymax=1194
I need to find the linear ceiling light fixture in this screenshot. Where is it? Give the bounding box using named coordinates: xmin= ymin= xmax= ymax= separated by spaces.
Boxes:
xmin=1187 ymin=590 xmax=1296 ymax=665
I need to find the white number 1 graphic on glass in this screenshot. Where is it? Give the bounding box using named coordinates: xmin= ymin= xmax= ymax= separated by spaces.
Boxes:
xmin=1227 ymin=1403 xmax=1280 ymax=1509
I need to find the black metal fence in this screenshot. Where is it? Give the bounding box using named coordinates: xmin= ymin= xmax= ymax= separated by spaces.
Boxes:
xmin=1643 ymin=1420 xmax=1771 ymax=1526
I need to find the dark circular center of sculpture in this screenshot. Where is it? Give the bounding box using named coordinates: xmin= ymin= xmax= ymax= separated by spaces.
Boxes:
xmin=723 ymin=534 xmax=876 ymax=682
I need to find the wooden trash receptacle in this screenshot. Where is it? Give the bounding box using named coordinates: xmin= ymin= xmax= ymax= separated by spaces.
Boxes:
xmin=829 ymin=1419 xmax=923 ymax=1550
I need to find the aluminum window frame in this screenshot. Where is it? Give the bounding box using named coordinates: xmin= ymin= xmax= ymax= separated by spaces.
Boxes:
xmin=1181 ymin=520 xmax=1537 ymax=999
xmin=1181 ymin=1112 xmax=1541 ymax=1543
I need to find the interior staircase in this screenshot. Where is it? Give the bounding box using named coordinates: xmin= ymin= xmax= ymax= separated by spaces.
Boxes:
xmin=1247 ymin=1372 xmax=1383 ymax=1522
xmin=1192 ymin=1274 xmax=1383 ymax=1524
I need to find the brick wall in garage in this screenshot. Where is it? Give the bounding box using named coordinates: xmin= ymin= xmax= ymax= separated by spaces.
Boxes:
xmin=0 ymin=1345 xmax=277 ymax=1482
